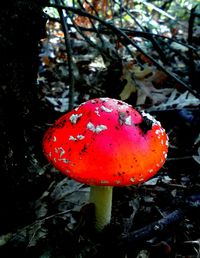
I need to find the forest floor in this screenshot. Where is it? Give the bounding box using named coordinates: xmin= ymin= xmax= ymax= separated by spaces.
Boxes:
xmin=0 ymin=3 xmax=200 ymax=258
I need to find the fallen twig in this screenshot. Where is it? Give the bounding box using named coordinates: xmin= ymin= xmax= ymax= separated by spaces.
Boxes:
xmin=119 ymin=209 xmax=184 ymax=249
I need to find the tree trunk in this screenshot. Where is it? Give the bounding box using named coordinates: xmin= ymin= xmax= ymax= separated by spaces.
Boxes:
xmin=0 ymin=0 xmax=47 ymax=234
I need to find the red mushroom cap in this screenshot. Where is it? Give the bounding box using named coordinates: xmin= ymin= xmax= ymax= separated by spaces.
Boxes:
xmin=43 ymin=98 xmax=168 ymax=186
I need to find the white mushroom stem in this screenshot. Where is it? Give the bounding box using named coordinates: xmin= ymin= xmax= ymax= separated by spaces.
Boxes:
xmin=89 ymin=186 xmax=113 ymax=231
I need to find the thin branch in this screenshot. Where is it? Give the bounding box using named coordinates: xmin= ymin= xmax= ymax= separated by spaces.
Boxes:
xmin=54 ymin=0 xmax=75 ymax=110
xmin=68 ymin=24 xmax=198 ymax=53
xmin=77 ymin=0 xmax=105 ymax=47
xmin=119 ymin=209 xmax=184 ymax=248
xmin=62 ymin=22 xmax=198 ymax=54
xmin=48 ymin=4 xmax=200 ymax=99
xmin=188 ymin=5 xmax=198 ymax=91
xmin=113 ymin=0 xmax=168 ymax=64
xmin=142 ymin=1 xmax=176 ymax=20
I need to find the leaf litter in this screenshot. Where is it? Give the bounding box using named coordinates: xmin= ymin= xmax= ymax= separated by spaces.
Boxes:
xmin=0 ymin=1 xmax=200 ymax=257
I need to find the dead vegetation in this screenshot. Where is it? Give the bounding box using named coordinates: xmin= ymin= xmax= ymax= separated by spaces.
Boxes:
xmin=0 ymin=1 xmax=199 ymax=257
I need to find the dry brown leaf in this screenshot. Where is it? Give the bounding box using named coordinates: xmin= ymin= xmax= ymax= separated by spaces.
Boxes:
xmin=132 ymin=65 xmax=153 ymax=79
xmin=136 ymin=79 xmax=172 ymax=105
xmin=152 ymin=69 xmax=169 ymax=86
xmin=119 ymin=63 xmax=137 ymax=100
xmin=119 ymin=78 xmax=137 ymax=100
xmin=119 ymin=61 xmax=153 ymax=100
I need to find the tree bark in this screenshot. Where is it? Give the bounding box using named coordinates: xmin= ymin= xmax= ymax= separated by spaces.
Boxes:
xmin=0 ymin=0 xmax=47 ymax=234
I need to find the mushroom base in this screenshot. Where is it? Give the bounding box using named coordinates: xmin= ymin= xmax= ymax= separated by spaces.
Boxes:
xmin=89 ymin=185 xmax=113 ymax=231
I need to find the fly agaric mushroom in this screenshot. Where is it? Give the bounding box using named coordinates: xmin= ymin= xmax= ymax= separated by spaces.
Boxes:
xmin=43 ymin=98 xmax=168 ymax=231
